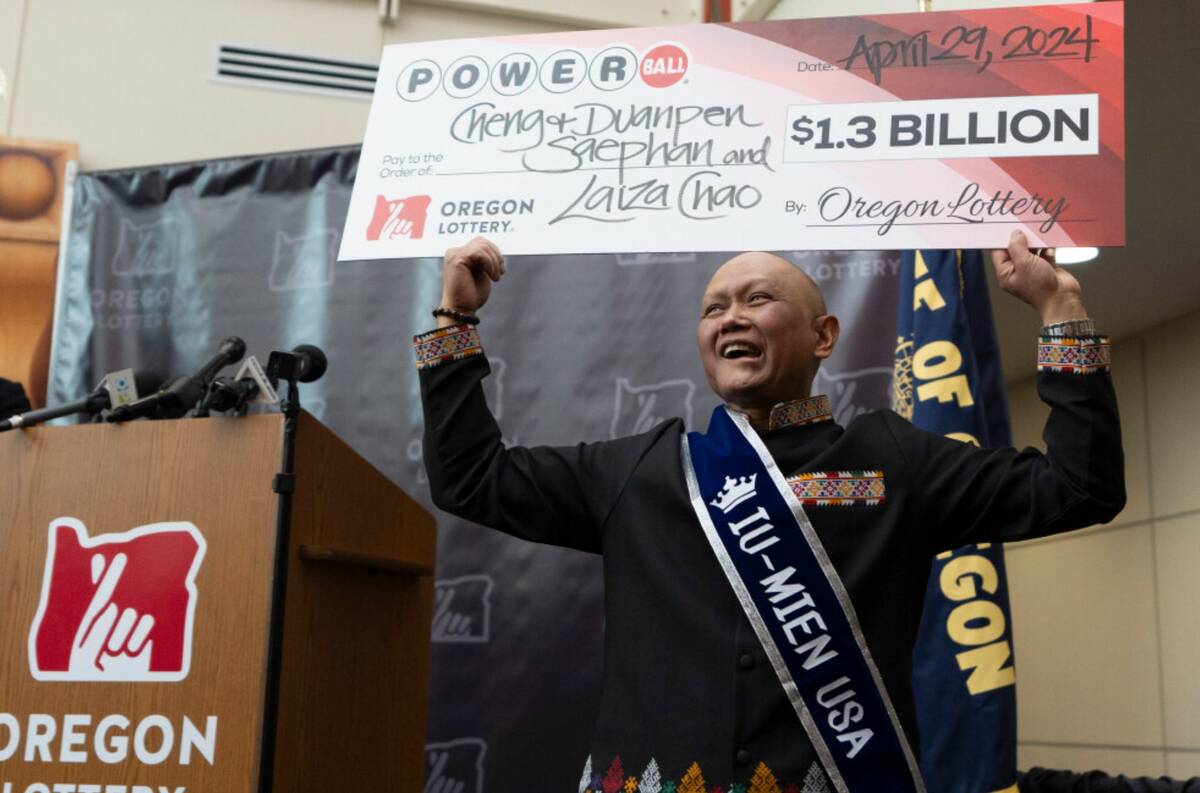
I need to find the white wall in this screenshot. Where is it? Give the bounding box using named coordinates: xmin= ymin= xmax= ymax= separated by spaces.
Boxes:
xmin=0 ymin=0 xmax=27 ymax=135
xmin=1006 ymin=309 xmax=1200 ymax=777
xmin=0 ymin=0 xmax=580 ymax=170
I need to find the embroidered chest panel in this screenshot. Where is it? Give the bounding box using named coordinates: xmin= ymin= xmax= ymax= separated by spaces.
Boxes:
xmin=785 ymin=470 xmax=886 ymax=507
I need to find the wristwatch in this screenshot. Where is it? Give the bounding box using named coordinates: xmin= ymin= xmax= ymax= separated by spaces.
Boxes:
xmin=1040 ymin=318 xmax=1097 ymax=338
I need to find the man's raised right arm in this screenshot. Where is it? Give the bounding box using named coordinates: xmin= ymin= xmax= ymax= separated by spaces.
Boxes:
xmin=415 ymin=237 xmax=661 ymax=553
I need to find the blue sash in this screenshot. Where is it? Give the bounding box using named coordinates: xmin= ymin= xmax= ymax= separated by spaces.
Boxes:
xmin=681 ymin=406 xmax=925 ymax=793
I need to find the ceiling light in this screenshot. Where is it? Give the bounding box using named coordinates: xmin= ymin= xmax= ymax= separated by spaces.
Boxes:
xmin=1053 ymin=247 xmax=1099 ymax=265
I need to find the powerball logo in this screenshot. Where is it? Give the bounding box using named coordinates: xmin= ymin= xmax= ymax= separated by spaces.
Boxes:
xmin=367 ymin=194 xmax=433 ymax=241
xmin=395 ymin=41 xmax=690 ymax=101
xmin=28 ymin=518 xmax=206 ymax=683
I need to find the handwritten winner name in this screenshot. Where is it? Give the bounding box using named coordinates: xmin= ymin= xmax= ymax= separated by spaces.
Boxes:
xmin=450 ymin=101 xmax=773 ymax=224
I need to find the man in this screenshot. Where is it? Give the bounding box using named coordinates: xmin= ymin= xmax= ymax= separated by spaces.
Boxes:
xmin=414 ymin=233 xmax=1123 ymax=792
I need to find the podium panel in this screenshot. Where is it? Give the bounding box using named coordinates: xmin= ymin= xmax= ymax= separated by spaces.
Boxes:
xmin=0 ymin=412 xmax=435 ymax=792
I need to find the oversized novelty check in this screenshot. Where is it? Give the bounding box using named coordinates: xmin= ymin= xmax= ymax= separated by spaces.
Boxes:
xmin=339 ymin=3 xmax=1124 ymax=259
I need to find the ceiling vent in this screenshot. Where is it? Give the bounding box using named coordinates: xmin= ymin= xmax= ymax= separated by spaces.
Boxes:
xmin=213 ymin=44 xmax=378 ymax=100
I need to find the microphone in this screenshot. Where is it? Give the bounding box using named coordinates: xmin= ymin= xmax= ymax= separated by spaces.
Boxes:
xmin=266 ymin=344 xmax=328 ymax=385
xmin=194 ymin=354 xmax=281 ymax=417
xmin=193 ymin=336 xmax=248 ymax=388
xmin=203 ymin=376 xmax=259 ymax=413
xmin=107 ymin=337 xmax=247 ymax=422
xmin=0 ymin=369 xmax=163 ymax=432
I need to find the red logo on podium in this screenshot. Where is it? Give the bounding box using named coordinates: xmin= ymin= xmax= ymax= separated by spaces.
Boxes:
xmin=28 ymin=518 xmax=206 ymax=682
xmin=366 ymin=194 xmax=433 ymax=241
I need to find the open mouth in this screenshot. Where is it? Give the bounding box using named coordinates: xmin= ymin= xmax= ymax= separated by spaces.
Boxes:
xmin=719 ymin=341 xmax=763 ymax=360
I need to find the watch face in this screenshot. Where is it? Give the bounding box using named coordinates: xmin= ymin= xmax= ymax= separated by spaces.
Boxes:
xmin=1043 ymin=319 xmax=1096 ymax=337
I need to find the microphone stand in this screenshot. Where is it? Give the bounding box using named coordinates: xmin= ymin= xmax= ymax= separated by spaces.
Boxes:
xmin=258 ymin=375 xmax=300 ymax=793
xmin=0 ymin=389 xmax=107 ymax=432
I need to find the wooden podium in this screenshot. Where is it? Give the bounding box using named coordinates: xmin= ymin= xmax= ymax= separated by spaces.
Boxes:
xmin=0 ymin=412 xmax=436 ymax=791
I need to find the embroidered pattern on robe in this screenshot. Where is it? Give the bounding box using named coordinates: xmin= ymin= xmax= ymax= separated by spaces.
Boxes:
xmin=414 ymin=325 xmax=483 ymax=369
xmin=579 ymin=756 xmax=828 ymax=793
xmin=1037 ymin=336 xmax=1111 ymax=375
xmin=768 ymin=395 xmax=833 ymax=431
xmin=786 ymin=470 xmax=886 ymax=506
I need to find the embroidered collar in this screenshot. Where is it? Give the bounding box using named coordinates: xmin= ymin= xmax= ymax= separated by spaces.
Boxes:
xmin=767 ymin=395 xmax=832 ymax=431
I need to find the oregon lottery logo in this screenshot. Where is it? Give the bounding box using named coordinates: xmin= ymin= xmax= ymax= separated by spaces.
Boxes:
xmin=367 ymin=194 xmax=433 ymax=241
xmin=28 ymin=518 xmax=206 ymax=683
xmin=395 ymin=41 xmax=690 ymax=101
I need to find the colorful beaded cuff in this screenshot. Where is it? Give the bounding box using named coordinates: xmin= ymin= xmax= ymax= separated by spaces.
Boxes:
xmin=787 ymin=470 xmax=886 ymax=507
xmin=413 ymin=324 xmax=483 ymax=370
xmin=1037 ymin=336 xmax=1111 ymax=375
xmin=768 ymin=395 xmax=833 ymax=431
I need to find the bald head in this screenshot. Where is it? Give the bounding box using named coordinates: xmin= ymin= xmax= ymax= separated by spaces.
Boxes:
xmin=697 ymin=251 xmax=840 ymax=425
xmin=709 ymin=251 xmax=826 ymax=317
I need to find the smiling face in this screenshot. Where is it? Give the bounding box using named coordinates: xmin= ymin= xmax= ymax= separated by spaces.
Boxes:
xmin=697 ymin=252 xmax=838 ymax=416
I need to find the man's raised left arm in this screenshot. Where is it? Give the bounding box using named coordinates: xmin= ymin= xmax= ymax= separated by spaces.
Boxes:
xmin=887 ymin=232 xmax=1125 ymax=550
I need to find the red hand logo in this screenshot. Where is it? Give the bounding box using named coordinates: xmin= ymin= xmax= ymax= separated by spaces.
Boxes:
xmin=366 ymin=194 xmax=432 ymax=241
xmin=29 ymin=518 xmax=206 ymax=682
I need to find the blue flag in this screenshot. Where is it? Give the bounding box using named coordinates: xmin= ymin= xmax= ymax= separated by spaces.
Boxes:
xmin=893 ymin=250 xmax=1019 ymax=793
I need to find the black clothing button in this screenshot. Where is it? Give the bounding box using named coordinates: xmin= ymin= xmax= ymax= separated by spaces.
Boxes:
xmin=735 ymin=748 xmax=751 ymax=765
xmin=738 ymin=653 xmax=755 ymax=670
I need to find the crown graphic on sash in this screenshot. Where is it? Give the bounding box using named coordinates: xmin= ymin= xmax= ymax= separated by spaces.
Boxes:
xmin=709 ymin=474 xmax=758 ymax=514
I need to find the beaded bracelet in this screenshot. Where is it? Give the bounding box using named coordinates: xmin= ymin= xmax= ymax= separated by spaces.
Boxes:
xmin=432 ymin=306 xmax=480 ymax=325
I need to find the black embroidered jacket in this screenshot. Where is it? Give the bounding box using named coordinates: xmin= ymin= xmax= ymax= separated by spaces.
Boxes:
xmin=416 ymin=325 xmax=1125 ymax=791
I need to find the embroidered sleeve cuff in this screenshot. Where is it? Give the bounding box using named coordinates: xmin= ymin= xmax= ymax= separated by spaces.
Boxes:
xmin=413 ymin=324 xmax=484 ymax=370
xmin=1037 ymin=336 xmax=1111 ymax=375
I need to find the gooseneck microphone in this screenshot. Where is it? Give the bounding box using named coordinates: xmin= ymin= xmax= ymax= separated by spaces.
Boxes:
xmin=266 ymin=344 xmax=328 ymax=385
xmin=107 ymin=337 xmax=247 ymax=422
xmin=193 ymin=336 xmax=249 ymax=388
xmin=0 ymin=370 xmax=164 ymax=432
